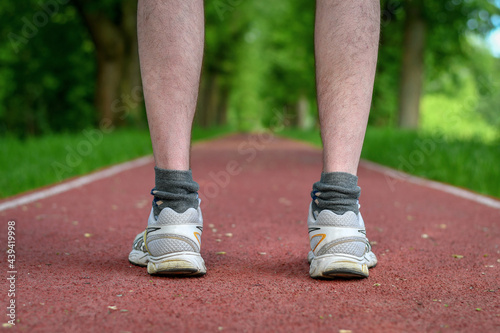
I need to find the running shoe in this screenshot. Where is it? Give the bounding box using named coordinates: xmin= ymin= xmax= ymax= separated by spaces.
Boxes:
xmin=307 ymin=203 xmax=377 ymax=278
xmin=129 ymin=204 xmax=206 ymax=276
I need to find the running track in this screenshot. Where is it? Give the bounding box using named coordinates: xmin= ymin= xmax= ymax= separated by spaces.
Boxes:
xmin=1 ymin=134 xmax=499 ymax=332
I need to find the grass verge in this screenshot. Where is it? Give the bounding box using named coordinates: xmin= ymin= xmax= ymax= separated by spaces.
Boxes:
xmin=1 ymin=126 xmax=232 ymax=199
xmin=279 ymin=127 xmax=500 ymax=198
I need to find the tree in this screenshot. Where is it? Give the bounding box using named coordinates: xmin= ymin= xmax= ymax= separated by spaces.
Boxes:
xmin=71 ymin=0 xmax=142 ymax=125
xmin=195 ymin=0 xmax=249 ymax=128
xmin=395 ymin=0 xmax=499 ymax=129
xmin=398 ymin=0 xmax=426 ymax=128
xmin=0 ymin=1 xmax=96 ymax=137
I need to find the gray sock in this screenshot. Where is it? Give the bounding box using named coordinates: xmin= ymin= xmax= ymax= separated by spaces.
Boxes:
xmin=311 ymin=172 xmax=360 ymax=215
xmin=152 ymin=167 xmax=199 ymax=215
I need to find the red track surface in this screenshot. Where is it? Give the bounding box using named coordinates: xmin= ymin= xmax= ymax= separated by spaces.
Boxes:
xmin=1 ymin=134 xmax=499 ymax=332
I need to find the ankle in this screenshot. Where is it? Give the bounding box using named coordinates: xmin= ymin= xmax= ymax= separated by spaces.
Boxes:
xmin=311 ymin=171 xmax=360 ymax=215
xmin=152 ymin=167 xmax=199 ymax=215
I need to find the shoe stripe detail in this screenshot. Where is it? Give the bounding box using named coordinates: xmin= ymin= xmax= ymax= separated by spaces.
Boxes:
xmin=310 ymin=233 xmax=326 ymax=252
xmin=133 ymin=236 xmax=146 ymax=252
xmin=146 ymin=227 xmax=161 ymax=233
xmin=143 ymin=230 xmax=151 ymax=255
xmin=193 ymin=232 xmax=201 ymax=247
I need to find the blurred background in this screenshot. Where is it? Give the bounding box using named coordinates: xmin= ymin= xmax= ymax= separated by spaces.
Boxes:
xmin=1 ymin=0 xmax=499 ymax=198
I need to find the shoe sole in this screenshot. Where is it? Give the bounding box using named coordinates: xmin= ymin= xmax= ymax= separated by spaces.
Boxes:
xmin=147 ymin=252 xmax=206 ymax=276
xmin=128 ymin=249 xmax=148 ymax=267
xmin=309 ymin=254 xmax=369 ymax=279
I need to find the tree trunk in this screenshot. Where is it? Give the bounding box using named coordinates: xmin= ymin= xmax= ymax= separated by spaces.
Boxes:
xmin=95 ymin=51 xmax=124 ymax=122
xmin=197 ymin=71 xmax=220 ymax=128
xmin=72 ymin=0 xmax=142 ymax=126
xmin=283 ymin=103 xmax=297 ymax=128
xmin=205 ymin=73 xmax=220 ymax=127
xmin=120 ymin=0 xmax=142 ymax=122
xmin=398 ymin=0 xmax=426 ymax=129
xmin=216 ymin=84 xmax=229 ymax=125
xmin=194 ymin=73 xmax=206 ymax=127
xmin=72 ymin=1 xmax=125 ymax=124
xmin=296 ymin=92 xmax=309 ymax=129
xmin=195 ymin=72 xmax=210 ymax=127
xmin=196 ymin=69 xmax=230 ymax=127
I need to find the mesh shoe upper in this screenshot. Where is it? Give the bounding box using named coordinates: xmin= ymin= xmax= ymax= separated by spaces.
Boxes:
xmin=144 ymin=206 xmax=203 ymax=258
xmin=308 ymin=204 xmax=372 ymax=259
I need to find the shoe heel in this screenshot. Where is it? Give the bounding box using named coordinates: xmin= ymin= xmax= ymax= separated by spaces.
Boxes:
xmin=322 ymin=261 xmax=369 ymax=278
xmin=147 ymin=252 xmax=206 ymax=276
xmin=310 ymin=255 xmax=369 ymax=279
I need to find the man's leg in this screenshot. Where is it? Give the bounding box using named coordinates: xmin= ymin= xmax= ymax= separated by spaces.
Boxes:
xmin=316 ymin=0 xmax=379 ymax=175
xmin=128 ymin=0 xmax=206 ymax=276
xmin=139 ymin=0 xmax=204 ymax=171
xmin=307 ymin=0 xmax=380 ymax=279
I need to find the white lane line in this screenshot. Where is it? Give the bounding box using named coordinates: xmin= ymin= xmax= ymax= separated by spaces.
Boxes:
xmin=0 ymin=156 xmax=153 ymax=212
xmin=360 ymin=159 xmax=500 ymax=210
xmin=2 ymin=150 xmax=499 ymax=212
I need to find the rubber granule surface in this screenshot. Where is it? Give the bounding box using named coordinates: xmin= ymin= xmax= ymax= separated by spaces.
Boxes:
xmin=1 ymin=134 xmax=499 ymax=332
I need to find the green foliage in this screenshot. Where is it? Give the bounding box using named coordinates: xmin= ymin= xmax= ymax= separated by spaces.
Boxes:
xmin=1 ymin=0 xmax=499 ymax=142
xmin=421 ymin=71 xmax=499 ymax=142
xmin=476 ymin=83 xmax=500 ymax=129
xmin=0 ymin=1 xmax=96 ymax=137
xmin=472 ymin=47 xmax=500 ymax=129
xmin=204 ymin=0 xmax=316 ymax=131
xmin=371 ymin=1 xmax=405 ymax=126
xmin=370 ymin=0 xmax=500 ymax=128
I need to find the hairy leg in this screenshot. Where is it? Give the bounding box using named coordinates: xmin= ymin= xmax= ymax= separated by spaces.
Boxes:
xmin=315 ymin=0 xmax=380 ymax=175
xmin=137 ymin=0 xmax=204 ymax=170
xmin=130 ymin=1 xmax=206 ymax=277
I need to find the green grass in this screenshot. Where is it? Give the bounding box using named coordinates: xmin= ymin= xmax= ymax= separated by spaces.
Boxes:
xmin=280 ymin=127 xmax=500 ymax=198
xmin=1 ymin=126 xmax=233 ymax=199
xmin=4 ymin=125 xmax=499 ymax=200
xmin=420 ymin=77 xmax=499 ymax=143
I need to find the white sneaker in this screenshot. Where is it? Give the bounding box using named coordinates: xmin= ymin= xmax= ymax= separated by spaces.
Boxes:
xmin=129 ymin=204 xmax=206 ymax=276
xmin=307 ymin=203 xmax=377 ymax=278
